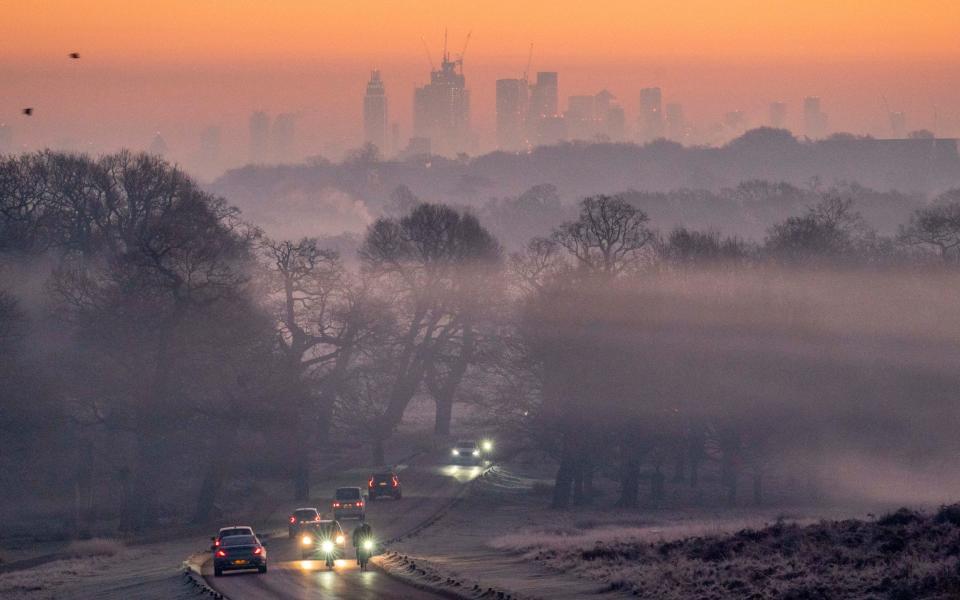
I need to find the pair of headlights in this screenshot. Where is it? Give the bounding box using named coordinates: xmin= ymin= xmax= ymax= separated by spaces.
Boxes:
xmin=301 ymin=535 xmax=344 ymax=552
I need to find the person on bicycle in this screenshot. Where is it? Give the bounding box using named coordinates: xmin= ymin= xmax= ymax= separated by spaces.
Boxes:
xmin=352 ymin=521 xmax=373 ymax=566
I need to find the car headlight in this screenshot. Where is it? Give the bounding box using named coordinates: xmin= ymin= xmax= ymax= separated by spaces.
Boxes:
xmin=482 ymin=440 xmax=493 ymax=452
xmin=363 ymin=539 xmax=374 ymax=551
xmin=451 ymin=449 xmax=458 ymax=456
xmin=301 ymin=535 xmax=313 ymax=546
xmin=472 ymin=450 xmax=479 ymax=456
xmin=321 ymin=540 xmax=334 ymax=553
xmin=336 ymin=535 xmax=345 ymax=545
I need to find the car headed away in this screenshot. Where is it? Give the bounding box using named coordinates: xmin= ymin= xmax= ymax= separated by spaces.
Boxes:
xmin=368 ymin=471 xmax=402 ymax=500
xmin=288 ymin=507 xmax=321 ymax=538
xmin=213 ymin=534 xmax=267 ymax=576
xmin=332 ymin=487 xmax=365 ymax=520
xmin=212 ymin=525 xmax=254 ymax=549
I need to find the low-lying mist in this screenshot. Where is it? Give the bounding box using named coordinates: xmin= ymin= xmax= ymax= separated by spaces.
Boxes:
xmin=522 ymin=266 xmax=960 ymax=508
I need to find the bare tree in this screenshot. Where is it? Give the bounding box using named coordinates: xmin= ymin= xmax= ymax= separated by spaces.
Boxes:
xmin=765 ymin=195 xmax=870 ymax=262
xmin=549 ymin=195 xmax=655 ymax=276
xmin=359 ymin=203 xmax=501 ymax=458
xmin=898 ymin=194 xmax=960 ymax=263
xmin=258 ymin=237 xmax=382 ymax=498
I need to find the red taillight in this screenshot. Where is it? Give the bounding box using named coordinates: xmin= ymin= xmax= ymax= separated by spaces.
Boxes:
xmin=215 ymin=549 xmax=226 ymax=557
xmin=392 ymin=476 xmax=399 ymax=487
xmin=357 ymin=501 xmax=364 ymax=507
xmin=289 ymin=516 xmax=296 ymax=524
xmin=333 ymin=502 xmax=341 ymax=508
xmin=214 ymin=539 xmax=221 ymax=547
xmin=368 ymin=477 xmax=374 ymax=488
xmin=253 ymin=547 xmax=263 ymax=555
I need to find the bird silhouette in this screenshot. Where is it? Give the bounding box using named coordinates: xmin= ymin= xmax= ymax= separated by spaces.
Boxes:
xmin=69 ymin=52 xmax=80 ymax=59
xmin=22 ymin=108 xmax=33 ymax=116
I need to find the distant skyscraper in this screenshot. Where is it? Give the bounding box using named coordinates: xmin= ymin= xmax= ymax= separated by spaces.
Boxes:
xmin=889 ymin=111 xmax=907 ymax=139
xmin=272 ymin=113 xmax=296 ymax=162
xmin=594 ymin=90 xmax=614 ymax=118
xmin=638 ymin=87 xmax=664 ymax=142
xmin=769 ymin=102 xmax=788 ymax=129
xmin=496 ymin=78 xmax=527 ymax=151
xmin=363 ymin=70 xmax=389 ymax=152
xmin=527 ymin=72 xmax=559 ymax=145
xmin=803 ymin=97 xmax=828 ymax=138
xmin=249 ymin=110 xmax=270 ymax=163
xmin=595 ymin=90 xmax=624 ymax=141
xmin=605 ymin=105 xmax=626 ymax=141
xmin=665 ymin=103 xmax=685 ymax=141
xmin=528 ymin=72 xmax=559 ymax=120
xmin=566 ymin=95 xmax=596 ymax=140
xmin=413 ymin=40 xmax=471 ymax=156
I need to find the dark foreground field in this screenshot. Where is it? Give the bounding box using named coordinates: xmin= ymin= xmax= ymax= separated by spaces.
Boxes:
xmin=520 ymin=505 xmax=960 ymax=600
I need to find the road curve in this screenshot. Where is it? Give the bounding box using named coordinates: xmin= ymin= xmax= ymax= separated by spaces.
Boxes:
xmin=202 ymin=455 xmax=486 ymax=599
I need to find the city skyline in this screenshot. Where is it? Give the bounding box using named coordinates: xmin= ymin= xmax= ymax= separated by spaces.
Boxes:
xmin=4 ymin=1 xmax=960 ymax=173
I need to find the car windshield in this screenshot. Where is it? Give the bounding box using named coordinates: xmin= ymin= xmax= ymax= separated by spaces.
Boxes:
xmin=222 ymin=535 xmax=257 ymax=547
xmin=219 ymin=527 xmax=251 ymax=537
xmin=457 ymin=442 xmax=477 ymax=449
xmin=336 ymin=488 xmax=361 ymax=500
xmin=294 ymin=509 xmax=318 ymax=520
xmin=373 ymin=473 xmax=394 ymax=481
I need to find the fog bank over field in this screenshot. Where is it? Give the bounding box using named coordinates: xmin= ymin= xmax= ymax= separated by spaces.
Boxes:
xmin=3 ymin=151 xmax=960 ymax=542
xmin=521 ymin=267 xmax=960 ymax=508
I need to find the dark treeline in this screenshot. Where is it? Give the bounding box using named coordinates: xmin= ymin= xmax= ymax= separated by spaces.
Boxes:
xmin=210 ymin=128 xmax=959 ymax=246
xmin=2 ymin=151 xmax=960 ymax=536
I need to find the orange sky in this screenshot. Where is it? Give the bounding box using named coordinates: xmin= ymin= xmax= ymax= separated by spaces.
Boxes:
xmin=2 ymin=1 xmax=960 ymax=172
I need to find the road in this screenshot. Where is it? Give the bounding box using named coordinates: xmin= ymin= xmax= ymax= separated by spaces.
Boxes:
xmin=203 ymin=455 xmax=487 ymax=599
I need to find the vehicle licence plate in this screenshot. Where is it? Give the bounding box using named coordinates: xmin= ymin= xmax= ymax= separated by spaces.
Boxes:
xmin=232 ymin=560 xmax=247 ymax=565
xmin=379 ymin=482 xmax=387 ymax=486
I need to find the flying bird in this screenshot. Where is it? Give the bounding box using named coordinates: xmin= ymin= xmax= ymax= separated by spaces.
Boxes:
xmin=69 ymin=52 xmax=80 ymax=59
xmin=22 ymin=108 xmax=33 ymax=116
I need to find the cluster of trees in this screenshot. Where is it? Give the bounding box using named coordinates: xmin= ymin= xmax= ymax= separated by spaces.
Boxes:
xmin=3 ymin=151 xmax=960 ymax=533
xmin=508 ymin=194 xmax=960 ymax=509
xmin=211 ymin=128 xmax=958 ymax=242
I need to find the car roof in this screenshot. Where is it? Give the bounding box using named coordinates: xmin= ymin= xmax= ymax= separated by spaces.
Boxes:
xmin=293 ymin=507 xmax=319 ymax=512
xmin=218 ymin=525 xmax=253 ymax=531
xmin=335 ymin=486 xmax=361 ymax=491
xmin=373 ymin=472 xmax=396 ymax=477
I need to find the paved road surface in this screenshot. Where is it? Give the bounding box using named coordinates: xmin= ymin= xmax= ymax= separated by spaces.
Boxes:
xmin=203 ymin=456 xmax=486 ymax=599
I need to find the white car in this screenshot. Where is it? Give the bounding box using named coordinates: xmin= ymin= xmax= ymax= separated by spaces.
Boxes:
xmin=451 ymin=440 xmax=483 ymax=466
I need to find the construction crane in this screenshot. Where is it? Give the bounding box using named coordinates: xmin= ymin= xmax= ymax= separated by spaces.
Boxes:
xmin=522 ymin=43 xmax=534 ymax=82
xmin=456 ymin=30 xmax=472 ymax=67
xmin=420 ymin=37 xmax=435 ymax=70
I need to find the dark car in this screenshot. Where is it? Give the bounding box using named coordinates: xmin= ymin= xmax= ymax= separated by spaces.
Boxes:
xmin=299 ymin=519 xmax=346 ymax=560
xmin=288 ymin=507 xmax=321 ymax=538
xmin=451 ymin=440 xmax=483 ymax=465
xmin=213 ymin=534 xmax=267 ymax=576
xmin=368 ymin=471 xmax=402 ymax=500
xmin=332 ymin=487 xmax=366 ymax=520
xmin=212 ymin=526 xmax=254 ymax=549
